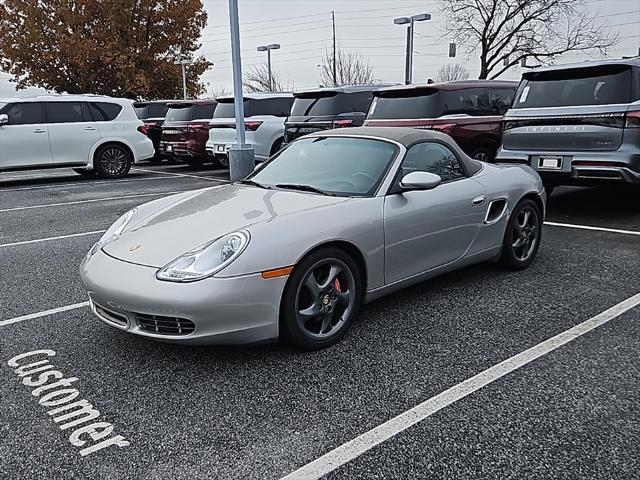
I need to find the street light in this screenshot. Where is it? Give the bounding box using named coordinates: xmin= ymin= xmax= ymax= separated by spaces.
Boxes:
xmin=173 ymin=58 xmax=193 ymax=99
xmin=393 ymin=13 xmax=431 ymax=85
xmin=228 ymin=0 xmax=254 ymax=181
xmin=256 ymin=43 xmax=281 ymax=91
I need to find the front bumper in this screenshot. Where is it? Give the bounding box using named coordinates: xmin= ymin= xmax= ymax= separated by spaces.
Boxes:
xmin=496 ymin=148 xmax=640 ymax=185
xmin=80 ymin=250 xmax=287 ymax=345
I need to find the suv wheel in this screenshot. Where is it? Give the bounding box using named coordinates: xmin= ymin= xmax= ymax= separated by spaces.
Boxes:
xmin=93 ymin=144 xmax=132 ymax=178
xmin=214 ymin=154 xmax=230 ymax=168
xmin=471 ymin=147 xmax=494 ymax=162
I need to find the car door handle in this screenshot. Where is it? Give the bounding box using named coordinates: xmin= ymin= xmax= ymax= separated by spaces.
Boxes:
xmin=472 ymin=195 xmax=486 ymax=205
xmin=33 ymin=128 xmax=46 ymax=133
xmin=84 ymin=126 xmax=97 ymax=131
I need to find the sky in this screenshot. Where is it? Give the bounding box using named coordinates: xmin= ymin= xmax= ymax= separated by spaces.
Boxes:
xmin=1 ymin=0 xmax=639 ymax=98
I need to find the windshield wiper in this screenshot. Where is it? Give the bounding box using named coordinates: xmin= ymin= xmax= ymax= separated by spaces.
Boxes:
xmin=275 ymin=183 xmax=336 ymax=196
xmin=239 ymin=179 xmax=271 ymax=189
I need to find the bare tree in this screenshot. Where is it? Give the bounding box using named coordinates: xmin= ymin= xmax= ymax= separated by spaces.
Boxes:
xmin=436 ymin=64 xmax=470 ymax=82
xmin=243 ymin=64 xmax=290 ymax=93
xmin=440 ymin=0 xmax=618 ymax=79
xmin=319 ymin=46 xmax=376 ymax=86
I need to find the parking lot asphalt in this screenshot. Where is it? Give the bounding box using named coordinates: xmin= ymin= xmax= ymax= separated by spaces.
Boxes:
xmin=0 ymin=165 xmax=638 ymax=480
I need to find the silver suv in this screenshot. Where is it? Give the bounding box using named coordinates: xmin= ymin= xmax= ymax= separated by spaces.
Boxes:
xmin=496 ymin=58 xmax=640 ymax=190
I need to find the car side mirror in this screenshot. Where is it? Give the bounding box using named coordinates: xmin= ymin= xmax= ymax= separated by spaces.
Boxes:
xmin=400 ymin=171 xmax=442 ymax=191
xmin=0 ymin=114 xmax=8 ymax=125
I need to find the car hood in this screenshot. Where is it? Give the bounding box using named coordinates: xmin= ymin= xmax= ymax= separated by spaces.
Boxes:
xmin=103 ymin=184 xmax=347 ymax=268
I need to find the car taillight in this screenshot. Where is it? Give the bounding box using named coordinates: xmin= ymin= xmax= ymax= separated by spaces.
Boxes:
xmin=625 ymin=110 xmax=640 ymax=128
xmin=137 ymin=125 xmax=148 ymax=135
xmin=332 ymin=119 xmax=353 ymax=128
xmin=431 ymin=123 xmax=456 ymax=135
xmin=244 ymin=121 xmax=263 ymax=131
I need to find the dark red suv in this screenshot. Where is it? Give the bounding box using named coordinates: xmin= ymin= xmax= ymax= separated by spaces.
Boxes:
xmin=160 ymin=99 xmax=217 ymax=167
xmin=364 ymin=80 xmax=518 ymax=161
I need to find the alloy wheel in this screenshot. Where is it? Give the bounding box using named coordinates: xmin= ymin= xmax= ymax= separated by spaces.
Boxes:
xmin=295 ymin=259 xmax=356 ymax=340
xmin=101 ymin=147 xmax=129 ymax=176
xmin=511 ymin=205 xmax=539 ymax=262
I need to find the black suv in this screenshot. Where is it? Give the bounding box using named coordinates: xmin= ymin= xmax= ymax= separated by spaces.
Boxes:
xmin=133 ymin=100 xmax=171 ymax=160
xmin=284 ymin=85 xmax=390 ymax=143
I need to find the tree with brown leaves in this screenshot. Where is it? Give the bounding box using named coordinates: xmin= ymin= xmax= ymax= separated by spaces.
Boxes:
xmin=441 ymin=0 xmax=618 ymax=79
xmin=0 ymin=0 xmax=212 ymax=99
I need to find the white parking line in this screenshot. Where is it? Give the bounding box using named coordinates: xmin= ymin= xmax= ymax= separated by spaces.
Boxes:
xmin=280 ymin=292 xmax=640 ymax=480
xmin=0 ymin=230 xmax=105 ymax=248
xmin=132 ymin=167 xmax=228 ymax=182
xmin=0 ymin=190 xmax=188 ymax=213
xmin=0 ymin=175 xmax=176 ymax=192
xmin=544 ymin=221 xmax=640 ymax=236
xmin=0 ymin=301 xmax=90 ymax=326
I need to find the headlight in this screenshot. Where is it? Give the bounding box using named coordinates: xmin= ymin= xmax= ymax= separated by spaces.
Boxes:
xmin=87 ymin=208 xmax=137 ymax=257
xmin=156 ymin=231 xmax=250 ymax=282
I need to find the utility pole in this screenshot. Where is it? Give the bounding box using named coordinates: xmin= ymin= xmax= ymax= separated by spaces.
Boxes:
xmin=331 ymin=10 xmax=337 ymax=86
xmin=228 ymin=0 xmax=254 ymax=181
xmin=173 ymin=58 xmax=193 ymax=99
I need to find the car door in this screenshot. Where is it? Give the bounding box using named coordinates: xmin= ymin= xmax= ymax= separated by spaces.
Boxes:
xmin=0 ymin=102 xmax=52 ymax=169
xmin=45 ymin=101 xmax=100 ymax=164
xmin=384 ymin=142 xmax=487 ymax=284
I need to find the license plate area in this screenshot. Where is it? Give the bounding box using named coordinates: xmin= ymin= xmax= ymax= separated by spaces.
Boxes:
xmin=215 ymin=144 xmax=229 ymax=154
xmin=538 ymin=155 xmax=562 ymax=170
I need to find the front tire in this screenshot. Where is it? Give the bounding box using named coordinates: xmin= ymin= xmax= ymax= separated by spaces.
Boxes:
xmin=499 ymin=199 xmax=542 ymax=270
xmin=93 ymin=144 xmax=132 ymax=179
xmin=280 ymin=248 xmax=362 ymax=350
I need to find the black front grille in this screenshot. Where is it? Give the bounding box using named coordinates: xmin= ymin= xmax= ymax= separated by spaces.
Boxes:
xmin=94 ymin=304 xmax=128 ymax=327
xmin=135 ymin=313 xmax=195 ymax=335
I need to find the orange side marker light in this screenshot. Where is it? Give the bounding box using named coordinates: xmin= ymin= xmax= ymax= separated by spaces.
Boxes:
xmin=261 ymin=266 xmax=294 ymax=279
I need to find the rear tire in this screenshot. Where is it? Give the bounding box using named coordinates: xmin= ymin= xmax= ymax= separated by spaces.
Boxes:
xmin=499 ymin=199 xmax=542 ymax=270
xmin=213 ymin=154 xmax=230 ymax=169
xmin=184 ymin=158 xmax=205 ymax=169
xmin=280 ymin=248 xmax=362 ymax=350
xmin=270 ymin=138 xmax=284 ymax=157
xmin=93 ymin=144 xmax=132 ymax=179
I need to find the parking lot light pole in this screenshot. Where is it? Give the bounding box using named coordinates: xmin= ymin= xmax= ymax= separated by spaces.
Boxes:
xmin=257 ymin=43 xmax=281 ymax=91
xmin=228 ymin=0 xmax=254 ymax=181
xmin=393 ymin=13 xmax=431 ymax=85
xmin=173 ymin=59 xmax=193 ymax=99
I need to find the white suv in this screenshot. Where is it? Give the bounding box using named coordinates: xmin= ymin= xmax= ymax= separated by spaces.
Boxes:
xmin=206 ymin=93 xmax=293 ymax=166
xmin=0 ymin=95 xmax=154 ymax=178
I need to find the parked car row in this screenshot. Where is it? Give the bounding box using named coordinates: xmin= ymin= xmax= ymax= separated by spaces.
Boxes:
xmin=2 ymin=57 xmax=638 ymax=187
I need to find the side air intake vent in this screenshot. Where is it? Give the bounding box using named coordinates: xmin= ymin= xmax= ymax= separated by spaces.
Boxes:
xmin=485 ymin=199 xmax=507 ymax=224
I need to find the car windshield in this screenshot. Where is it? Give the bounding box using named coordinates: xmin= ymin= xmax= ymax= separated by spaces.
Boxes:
xmin=249 ymin=136 xmax=398 ymax=197
xmin=164 ymin=106 xmax=193 ymax=122
xmin=368 ymin=91 xmax=440 ymax=119
xmin=515 ymin=65 xmax=632 ymax=108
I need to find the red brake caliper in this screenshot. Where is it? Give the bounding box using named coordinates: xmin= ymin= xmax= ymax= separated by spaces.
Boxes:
xmin=334 ymin=278 xmax=341 ymax=292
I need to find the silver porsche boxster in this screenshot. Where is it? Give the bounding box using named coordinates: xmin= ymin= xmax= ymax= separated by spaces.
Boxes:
xmin=80 ymin=127 xmax=545 ymax=350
